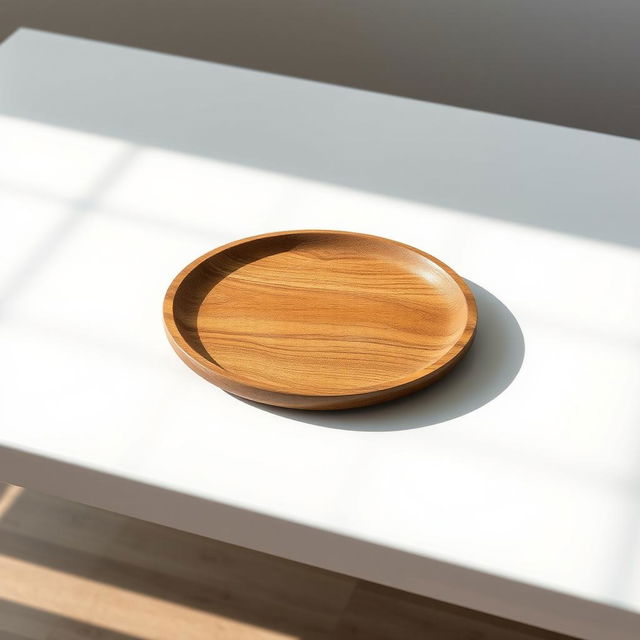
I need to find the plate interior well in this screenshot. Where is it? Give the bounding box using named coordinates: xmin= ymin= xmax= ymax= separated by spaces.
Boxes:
xmin=172 ymin=233 xmax=469 ymax=395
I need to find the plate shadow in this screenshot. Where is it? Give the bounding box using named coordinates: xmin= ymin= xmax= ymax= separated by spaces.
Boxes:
xmin=241 ymin=281 xmax=524 ymax=431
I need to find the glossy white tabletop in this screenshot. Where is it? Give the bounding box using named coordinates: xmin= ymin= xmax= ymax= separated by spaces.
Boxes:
xmin=1 ymin=29 xmax=639 ymax=639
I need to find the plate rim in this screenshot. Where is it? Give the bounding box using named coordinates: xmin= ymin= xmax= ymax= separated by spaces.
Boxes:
xmin=163 ymin=229 xmax=477 ymax=399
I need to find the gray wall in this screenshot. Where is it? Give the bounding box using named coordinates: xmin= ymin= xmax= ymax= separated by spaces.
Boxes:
xmin=2 ymin=0 xmax=639 ymax=139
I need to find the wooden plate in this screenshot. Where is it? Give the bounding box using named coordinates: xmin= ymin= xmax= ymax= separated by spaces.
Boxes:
xmin=164 ymin=230 xmax=477 ymax=410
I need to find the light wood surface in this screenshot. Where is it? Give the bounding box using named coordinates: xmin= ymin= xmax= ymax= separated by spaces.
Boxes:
xmin=0 ymin=483 xmax=576 ymax=640
xmin=164 ymin=230 xmax=477 ymax=409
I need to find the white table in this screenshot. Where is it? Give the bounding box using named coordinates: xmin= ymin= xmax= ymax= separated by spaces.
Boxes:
xmin=1 ymin=28 xmax=639 ymax=640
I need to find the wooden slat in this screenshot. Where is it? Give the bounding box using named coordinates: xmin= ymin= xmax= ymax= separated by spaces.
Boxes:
xmin=0 ymin=487 xmax=123 ymax=555
xmin=97 ymin=517 xmax=355 ymax=636
xmin=0 ymin=554 xmax=295 ymax=640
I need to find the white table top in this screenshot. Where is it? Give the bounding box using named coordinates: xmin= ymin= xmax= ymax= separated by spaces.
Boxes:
xmin=1 ymin=29 xmax=639 ymax=639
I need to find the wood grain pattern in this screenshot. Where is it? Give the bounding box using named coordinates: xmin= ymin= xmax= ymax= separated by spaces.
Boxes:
xmin=0 ymin=483 xmax=576 ymax=640
xmin=164 ymin=230 xmax=477 ymax=409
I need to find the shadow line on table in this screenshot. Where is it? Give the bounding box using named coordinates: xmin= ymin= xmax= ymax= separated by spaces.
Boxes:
xmin=1 ymin=28 xmax=638 ymax=249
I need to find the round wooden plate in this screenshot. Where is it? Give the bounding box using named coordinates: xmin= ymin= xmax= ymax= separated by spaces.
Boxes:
xmin=164 ymin=230 xmax=477 ymax=410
